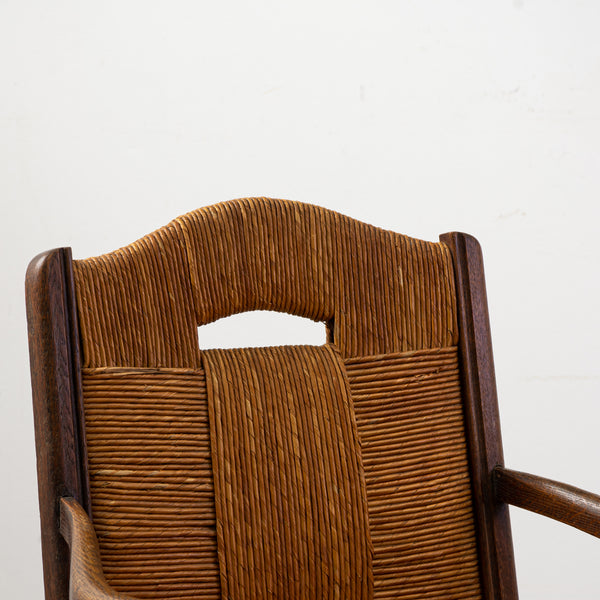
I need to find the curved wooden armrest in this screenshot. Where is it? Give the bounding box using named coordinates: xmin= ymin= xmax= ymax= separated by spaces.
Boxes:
xmin=493 ymin=466 xmax=600 ymax=538
xmin=59 ymin=497 xmax=137 ymax=600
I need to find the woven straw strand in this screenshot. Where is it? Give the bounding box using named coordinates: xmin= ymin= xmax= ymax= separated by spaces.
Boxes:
xmin=203 ymin=344 xmax=373 ymax=600
xmin=346 ymin=346 xmax=482 ymax=600
xmin=82 ymin=367 xmax=220 ymax=600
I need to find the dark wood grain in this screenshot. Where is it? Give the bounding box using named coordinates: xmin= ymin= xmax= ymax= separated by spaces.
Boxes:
xmin=63 ymin=250 xmax=91 ymax=516
xmin=60 ymin=497 xmax=135 ymax=600
xmin=494 ymin=467 xmax=600 ymax=538
xmin=26 ymin=248 xmax=90 ymax=600
xmin=440 ymin=232 xmax=519 ymax=600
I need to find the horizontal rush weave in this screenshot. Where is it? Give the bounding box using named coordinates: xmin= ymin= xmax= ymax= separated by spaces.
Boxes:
xmin=202 ymin=344 xmax=373 ymax=600
xmin=345 ymin=346 xmax=482 ymax=600
xmin=82 ymin=367 xmax=220 ymax=600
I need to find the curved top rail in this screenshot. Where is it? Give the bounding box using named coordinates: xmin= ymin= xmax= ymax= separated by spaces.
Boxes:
xmin=73 ymin=197 xmax=458 ymax=367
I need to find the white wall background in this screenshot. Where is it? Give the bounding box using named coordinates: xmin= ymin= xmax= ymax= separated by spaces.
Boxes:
xmin=2 ymin=1 xmax=599 ymax=598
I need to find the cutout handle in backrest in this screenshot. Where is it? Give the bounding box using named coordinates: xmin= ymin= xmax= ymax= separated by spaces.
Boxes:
xmin=197 ymin=310 xmax=328 ymax=350
xmin=177 ymin=198 xmax=458 ymax=358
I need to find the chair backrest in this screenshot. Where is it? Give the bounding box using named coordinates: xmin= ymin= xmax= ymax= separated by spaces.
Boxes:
xmin=26 ymin=198 xmax=518 ymax=600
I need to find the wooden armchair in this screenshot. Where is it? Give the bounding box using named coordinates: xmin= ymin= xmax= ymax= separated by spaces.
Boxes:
xmin=26 ymin=198 xmax=600 ymax=600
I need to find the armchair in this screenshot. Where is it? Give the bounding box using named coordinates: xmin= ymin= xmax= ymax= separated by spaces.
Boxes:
xmin=26 ymin=198 xmax=600 ymax=600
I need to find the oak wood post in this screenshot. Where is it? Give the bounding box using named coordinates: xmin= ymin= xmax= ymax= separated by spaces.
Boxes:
xmin=26 ymin=248 xmax=90 ymax=600
xmin=440 ymin=232 xmax=519 ymax=600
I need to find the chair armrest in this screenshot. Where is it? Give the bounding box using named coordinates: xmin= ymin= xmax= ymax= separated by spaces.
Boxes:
xmin=59 ymin=497 xmax=137 ymax=600
xmin=493 ymin=466 xmax=600 ymax=538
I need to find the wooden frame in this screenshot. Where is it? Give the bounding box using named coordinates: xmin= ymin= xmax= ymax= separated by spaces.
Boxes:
xmin=26 ymin=248 xmax=90 ymax=600
xmin=27 ymin=231 xmax=600 ymax=600
xmin=440 ymin=232 xmax=519 ymax=600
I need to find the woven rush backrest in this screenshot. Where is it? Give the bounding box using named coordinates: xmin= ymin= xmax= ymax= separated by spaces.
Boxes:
xmin=73 ymin=198 xmax=483 ymax=600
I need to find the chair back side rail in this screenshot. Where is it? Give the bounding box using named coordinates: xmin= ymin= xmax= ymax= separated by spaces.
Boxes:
xmin=441 ymin=232 xmax=519 ymax=600
xmin=26 ymin=248 xmax=91 ymax=600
